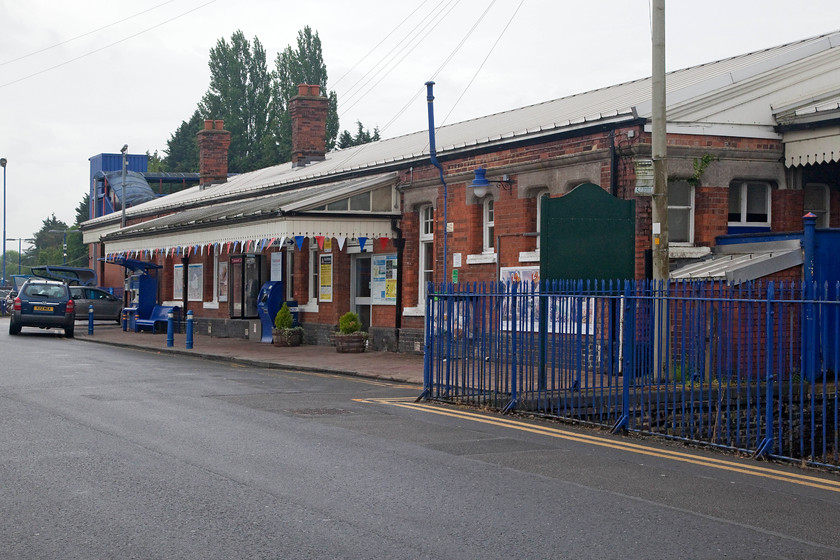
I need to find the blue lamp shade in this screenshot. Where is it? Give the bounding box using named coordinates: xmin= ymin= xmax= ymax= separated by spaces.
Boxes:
xmin=469 ymin=167 xmax=490 ymax=198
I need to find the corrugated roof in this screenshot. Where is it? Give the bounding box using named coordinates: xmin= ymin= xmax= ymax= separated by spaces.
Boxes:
xmin=83 ymin=30 xmax=840 ymax=230
xmin=105 ymin=172 xmax=398 ymax=239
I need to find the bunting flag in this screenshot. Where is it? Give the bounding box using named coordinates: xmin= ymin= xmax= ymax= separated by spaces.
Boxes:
xmin=244 ymin=239 xmax=251 ymax=252
xmin=316 ymin=235 xmax=325 ymax=251
xmin=295 ymin=235 xmax=305 ymax=250
xmin=225 ymin=241 xmax=231 ymax=254
xmin=379 ymin=237 xmax=389 ymax=250
xmin=336 ymin=236 xmax=346 ymax=251
xmin=358 ymin=237 xmax=368 ymax=252
xmin=278 ymin=236 xmax=286 ymax=248
xmin=268 ymin=237 xmax=277 ymax=249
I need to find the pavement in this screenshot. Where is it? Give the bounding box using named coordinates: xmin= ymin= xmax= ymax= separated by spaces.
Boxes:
xmin=74 ymin=322 xmax=425 ymax=386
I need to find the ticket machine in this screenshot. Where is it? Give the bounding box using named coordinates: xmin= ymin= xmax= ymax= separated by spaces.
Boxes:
xmin=257 ymin=281 xmax=285 ymax=343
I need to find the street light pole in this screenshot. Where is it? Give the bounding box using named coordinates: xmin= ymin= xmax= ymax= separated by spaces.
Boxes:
xmin=1 ymin=157 xmax=7 ymax=286
xmin=120 ymin=144 xmax=128 ymax=228
xmin=6 ymin=237 xmax=34 ymax=274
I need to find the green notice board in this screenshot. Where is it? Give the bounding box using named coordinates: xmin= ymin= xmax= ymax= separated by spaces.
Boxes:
xmin=540 ymin=183 xmax=635 ymax=282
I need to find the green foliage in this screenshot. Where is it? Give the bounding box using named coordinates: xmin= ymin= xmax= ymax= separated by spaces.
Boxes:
xmin=337 ymin=121 xmax=380 ymax=149
xmin=164 ymin=26 xmax=342 ymax=172
xmin=272 ymin=26 xmax=340 ymax=158
xmin=146 ymin=150 xmax=166 ymax=173
xmin=338 ymin=311 xmax=362 ymax=334
xmin=274 ymin=302 xmax=294 ymax=330
xmin=687 ymin=154 xmax=718 ymax=187
xmin=200 ymin=30 xmax=277 ymax=172
xmin=164 ymin=110 xmax=203 ymax=172
xmin=74 ymin=193 xmax=90 ymax=226
xmin=26 ymin=214 xmax=86 ymax=267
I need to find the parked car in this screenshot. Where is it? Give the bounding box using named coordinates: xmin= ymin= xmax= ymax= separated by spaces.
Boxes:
xmin=69 ymin=286 xmax=123 ymax=323
xmin=9 ymin=279 xmax=76 ymax=337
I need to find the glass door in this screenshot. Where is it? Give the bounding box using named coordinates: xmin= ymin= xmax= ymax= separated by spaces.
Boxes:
xmin=351 ymin=254 xmax=372 ymax=331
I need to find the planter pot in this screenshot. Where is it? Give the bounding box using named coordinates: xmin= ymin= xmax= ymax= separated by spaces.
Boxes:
xmin=335 ymin=332 xmax=367 ymax=353
xmin=273 ymin=328 xmax=303 ymax=347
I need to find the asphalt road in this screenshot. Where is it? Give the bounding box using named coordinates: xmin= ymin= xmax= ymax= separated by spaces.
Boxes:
xmin=2 ymin=325 xmax=840 ymax=559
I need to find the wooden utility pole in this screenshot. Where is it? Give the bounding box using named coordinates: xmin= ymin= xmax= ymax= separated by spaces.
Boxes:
xmin=651 ymin=0 xmax=668 ymax=280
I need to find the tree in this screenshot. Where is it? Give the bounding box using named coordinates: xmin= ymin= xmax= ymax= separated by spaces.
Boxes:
xmin=146 ymin=150 xmax=165 ymax=173
xmin=200 ymin=30 xmax=276 ymax=172
xmin=272 ymin=26 xmax=339 ymax=160
xmin=337 ymin=121 xmax=380 ymax=149
xmin=30 ymin=214 xmax=87 ymax=267
xmin=163 ymin=110 xmax=203 ymax=172
xmin=74 ymin=193 xmax=90 ymax=225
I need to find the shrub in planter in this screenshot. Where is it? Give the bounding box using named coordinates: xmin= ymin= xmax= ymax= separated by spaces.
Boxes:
xmin=273 ymin=303 xmax=303 ymax=347
xmin=335 ymin=311 xmax=367 ymax=353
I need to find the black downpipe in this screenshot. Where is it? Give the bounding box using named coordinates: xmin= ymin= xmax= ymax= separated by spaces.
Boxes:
xmin=392 ymin=218 xmax=405 ymax=351
xmin=609 ymin=129 xmax=618 ymax=197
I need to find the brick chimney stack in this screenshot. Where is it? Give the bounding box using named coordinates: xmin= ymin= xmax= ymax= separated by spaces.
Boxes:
xmin=289 ymin=84 xmax=328 ymax=167
xmin=197 ymin=119 xmax=231 ymax=188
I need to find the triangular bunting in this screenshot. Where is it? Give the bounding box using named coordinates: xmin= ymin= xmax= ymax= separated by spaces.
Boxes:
xmin=336 ymin=236 xmax=346 ymax=251
xmin=316 ymin=235 xmax=325 ymax=251
xmin=358 ymin=237 xmax=368 ymax=252
xmin=379 ymin=237 xmax=389 ymax=250
xmin=295 ymin=235 xmax=305 ymax=250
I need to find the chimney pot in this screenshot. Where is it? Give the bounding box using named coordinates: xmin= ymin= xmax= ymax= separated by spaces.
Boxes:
xmin=309 ymin=84 xmax=320 ymax=96
xmin=214 ymin=119 xmax=224 ymax=130
xmin=298 ymin=84 xmax=309 ymax=96
xmin=204 ymin=119 xmax=214 ymax=130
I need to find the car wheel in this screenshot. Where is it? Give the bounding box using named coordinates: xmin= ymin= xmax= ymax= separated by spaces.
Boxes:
xmin=64 ymin=324 xmax=75 ymax=338
xmin=9 ymin=317 xmax=21 ymax=335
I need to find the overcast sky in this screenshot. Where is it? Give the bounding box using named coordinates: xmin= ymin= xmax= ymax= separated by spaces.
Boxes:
xmin=1 ymin=0 xmax=839 ymax=251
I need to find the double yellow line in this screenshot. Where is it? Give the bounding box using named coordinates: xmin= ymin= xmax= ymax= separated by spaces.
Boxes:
xmin=356 ymin=397 xmax=840 ymax=493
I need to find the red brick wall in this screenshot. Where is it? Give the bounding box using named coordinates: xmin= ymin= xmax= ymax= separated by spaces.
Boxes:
xmin=197 ymin=120 xmax=230 ymax=186
xmin=693 ymin=186 xmax=728 ymax=246
xmin=289 ymin=84 xmax=328 ymax=165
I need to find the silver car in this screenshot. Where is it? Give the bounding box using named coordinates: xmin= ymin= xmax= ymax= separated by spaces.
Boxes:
xmin=69 ymin=286 xmax=124 ymax=323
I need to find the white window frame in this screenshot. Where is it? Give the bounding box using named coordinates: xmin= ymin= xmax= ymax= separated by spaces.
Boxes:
xmin=804 ymin=183 xmax=830 ymax=228
xmin=203 ymin=249 xmax=220 ymax=309
xmin=419 ymin=205 xmax=434 ymax=307
xmin=729 ymin=181 xmax=771 ymax=227
xmin=483 ymin=197 xmax=495 ymax=253
xmin=668 ymin=179 xmax=695 ymax=245
xmin=308 ymin=243 xmax=319 ymax=304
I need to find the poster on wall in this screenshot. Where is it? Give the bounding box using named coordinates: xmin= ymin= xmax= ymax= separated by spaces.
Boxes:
xmin=270 ymin=252 xmax=283 ymax=281
xmin=371 ymin=254 xmax=397 ymax=305
xmin=218 ymin=261 xmax=228 ymax=302
xmin=499 ymin=266 xmax=594 ymax=334
xmin=319 ymin=254 xmax=333 ymax=302
xmin=173 ymin=264 xmax=183 ymax=300
xmin=173 ymin=264 xmax=204 ymax=302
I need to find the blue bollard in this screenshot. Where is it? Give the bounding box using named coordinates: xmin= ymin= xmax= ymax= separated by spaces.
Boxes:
xmin=88 ymin=305 xmax=94 ymax=335
xmin=166 ymin=310 xmax=174 ymax=347
xmin=121 ymin=309 xmax=127 ymax=331
xmin=186 ymin=310 xmax=194 ymax=349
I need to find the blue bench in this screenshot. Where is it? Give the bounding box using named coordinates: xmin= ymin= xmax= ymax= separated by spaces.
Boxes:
xmin=134 ymin=305 xmax=181 ymax=334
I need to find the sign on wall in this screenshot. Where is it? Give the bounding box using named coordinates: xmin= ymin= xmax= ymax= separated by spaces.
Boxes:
xmin=270 ymin=252 xmax=283 ymax=281
xmin=319 ymin=254 xmax=333 ymax=302
xmin=372 ymin=254 xmax=397 ymax=305
xmin=174 ymin=263 xmax=204 ymax=301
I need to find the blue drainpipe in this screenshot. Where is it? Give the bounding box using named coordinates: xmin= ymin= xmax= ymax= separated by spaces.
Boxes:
xmin=426 ymin=81 xmax=448 ymax=285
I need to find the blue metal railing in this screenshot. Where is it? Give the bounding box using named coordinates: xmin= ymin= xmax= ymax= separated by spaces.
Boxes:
xmin=423 ymin=280 xmax=840 ymax=469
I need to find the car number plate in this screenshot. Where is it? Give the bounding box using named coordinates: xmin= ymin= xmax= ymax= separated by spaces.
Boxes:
xmin=33 ymin=305 xmax=54 ymax=312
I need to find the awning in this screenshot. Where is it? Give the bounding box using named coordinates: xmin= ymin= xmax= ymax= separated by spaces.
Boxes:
xmin=103 ymin=215 xmax=396 ymax=256
xmin=783 ymin=126 xmax=840 ymax=167
xmin=98 ymin=172 xmax=399 ymax=256
xmin=670 ymin=240 xmax=802 ymax=285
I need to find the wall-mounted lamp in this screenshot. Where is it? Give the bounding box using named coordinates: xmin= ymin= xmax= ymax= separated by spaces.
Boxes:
xmin=469 ymin=167 xmax=512 ymax=198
